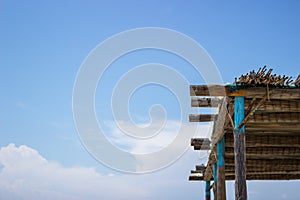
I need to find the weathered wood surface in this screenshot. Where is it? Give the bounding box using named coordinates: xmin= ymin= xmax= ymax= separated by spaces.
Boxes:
xmin=191 ymin=138 xmax=211 ymax=150
xmin=190 ymin=85 xmax=300 ymax=99
xmin=225 ymin=134 xmax=300 ymax=148
xmin=234 ymin=97 xmax=247 ymax=200
xmin=217 ymin=138 xmax=226 ymax=200
xmin=211 ymin=97 xmax=228 ymax=146
xmin=189 ymin=175 xmax=203 ymax=181
xmin=226 ymin=147 xmax=300 ymax=157
xmin=203 ymin=149 xmax=217 ymax=181
xmin=206 ymin=181 xmax=211 ymax=200
xmin=189 ymin=114 xmax=217 ymax=122
xmin=244 ymin=99 xmax=300 ymax=112
xmin=196 ymin=165 xmax=207 ymax=171
xmin=191 ymin=97 xmax=221 ymax=107
xmin=192 ymin=112 xmax=300 ymax=123
xmin=225 ymin=163 xmax=300 ymax=172
xmin=226 ymin=123 xmax=300 ymax=131
xmin=225 ymin=174 xmax=300 ymax=180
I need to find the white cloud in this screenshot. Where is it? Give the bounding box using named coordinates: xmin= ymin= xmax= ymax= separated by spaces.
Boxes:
xmin=106 ymin=120 xmax=212 ymax=154
xmin=0 ymin=144 xmax=149 ymax=200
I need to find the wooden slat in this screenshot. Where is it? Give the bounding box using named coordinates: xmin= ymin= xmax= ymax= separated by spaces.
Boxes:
xmin=226 ymin=158 xmax=300 ymax=165
xmin=227 ymin=130 xmax=300 ymax=136
xmin=225 ymin=122 xmax=300 ymax=131
xmin=191 ymin=97 xmax=221 ymax=107
xmin=226 ymin=147 xmax=300 ymax=156
xmin=247 ymin=112 xmax=300 ymax=123
xmin=226 ymin=154 xmax=300 ymax=160
xmin=189 ymin=114 xmax=217 ymax=122
xmin=226 ymin=171 xmax=300 ymax=176
xmin=244 ymin=99 xmax=300 ymax=112
xmin=225 ymin=174 xmax=300 ymax=180
xmin=225 ymin=164 xmax=300 ymax=173
xmin=225 ymin=134 xmax=300 ymax=148
xmin=189 ymin=175 xmax=204 ymax=181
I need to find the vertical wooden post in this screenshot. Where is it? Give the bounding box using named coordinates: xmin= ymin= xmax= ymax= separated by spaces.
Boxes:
xmin=213 ymin=163 xmax=217 ymax=200
xmin=206 ymin=181 xmax=211 ymax=200
xmin=217 ymin=137 xmax=226 ymax=200
xmin=234 ymin=97 xmax=247 ymax=200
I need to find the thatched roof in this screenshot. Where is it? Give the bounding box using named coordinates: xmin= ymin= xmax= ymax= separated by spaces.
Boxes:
xmin=189 ymin=68 xmax=300 ymax=181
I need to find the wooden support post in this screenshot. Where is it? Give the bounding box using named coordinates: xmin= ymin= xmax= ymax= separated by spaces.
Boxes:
xmin=234 ymin=97 xmax=247 ymax=200
xmin=217 ymin=137 xmax=226 ymax=200
xmin=213 ymin=163 xmax=217 ymax=200
xmin=206 ymin=181 xmax=211 ymax=200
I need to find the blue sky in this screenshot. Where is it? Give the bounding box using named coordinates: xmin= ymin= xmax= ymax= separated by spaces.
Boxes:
xmin=0 ymin=1 xmax=300 ymax=199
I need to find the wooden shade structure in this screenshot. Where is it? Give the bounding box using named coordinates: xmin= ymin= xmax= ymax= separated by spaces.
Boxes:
xmin=188 ymin=68 xmax=300 ymax=200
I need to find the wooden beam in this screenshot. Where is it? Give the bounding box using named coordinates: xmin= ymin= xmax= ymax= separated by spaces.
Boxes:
xmin=189 ymin=114 xmax=217 ymax=122
xmin=190 ymin=85 xmax=300 ymax=99
xmin=217 ymin=137 xmax=226 ymax=200
xmin=190 ymin=85 xmax=227 ymax=96
xmin=191 ymin=138 xmax=211 ymax=150
xmin=206 ymin=181 xmax=211 ymax=200
xmin=211 ymin=97 xmax=228 ymax=146
xmin=234 ymin=96 xmax=247 ymax=200
xmin=191 ymin=97 xmax=221 ymax=107
xmin=203 ymin=150 xmax=217 ymax=181
xmin=189 ymin=175 xmax=204 ymax=181
xmin=213 ymin=163 xmax=217 ymax=200
xmin=196 ymin=165 xmax=207 ymax=171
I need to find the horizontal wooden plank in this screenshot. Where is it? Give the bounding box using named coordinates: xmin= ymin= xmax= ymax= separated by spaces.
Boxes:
xmin=189 ymin=114 xmax=217 ymax=122
xmin=225 ymin=134 xmax=300 ymax=148
xmin=191 ymin=138 xmax=211 ymax=146
xmin=190 ymin=85 xmax=300 ymax=99
xmin=226 ymin=171 xmax=300 ymax=176
xmin=191 ymin=170 xmax=204 ymax=174
xmin=191 ymin=138 xmax=211 ymax=150
xmin=245 ymin=99 xmax=300 ymax=112
xmin=196 ymin=165 xmax=206 ymax=171
xmin=226 ymin=154 xmax=300 ymax=160
xmin=190 ymin=85 xmax=227 ymax=96
xmin=226 ymin=147 xmax=300 ymax=156
xmin=225 ymin=122 xmax=300 ymax=131
xmin=227 ymin=130 xmax=300 ymax=136
xmin=191 ymin=97 xmax=221 ymax=107
xmin=225 ymin=174 xmax=300 ymax=180
xmin=225 ymin=158 xmax=300 ymax=167
xmin=247 ymin=112 xmax=300 ymax=123
xmin=225 ymin=164 xmax=300 ymax=173
xmin=194 ymin=146 xmax=210 ymax=150
xmin=189 ymin=175 xmax=204 ymax=181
